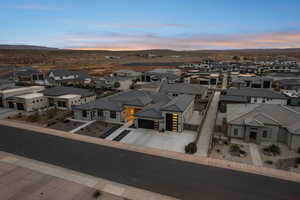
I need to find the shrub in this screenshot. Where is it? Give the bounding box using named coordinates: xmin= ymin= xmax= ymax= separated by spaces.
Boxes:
xmin=185 ymin=142 xmax=197 ymax=154
xmin=265 ymin=160 xmax=273 ymax=165
xmin=114 ymin=81 xmax=120 ymax=88
xmin=263 ymin=144 xmax=281 ymax=156
xmin=92 ymin=190 xmax=101 ymax=198
xmin=296 ymin=158 xmax=300 ymax=165
xmin=230 ymin=144 xmax=241 ymax=153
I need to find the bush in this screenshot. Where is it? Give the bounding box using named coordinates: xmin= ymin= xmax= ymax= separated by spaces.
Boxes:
xmin=230 ymin=144 xmax=241 ymax=153
xmin=185 ymin=142 xmax=197 ymax=154
xmin=93 ymin=190 xmax=101 ymax=198
xmin=265 ymin=160 xmax=273 ymax=165
xmin=296 ymin=158 xmax=300 ymax=165
xmin=114 ymin=81 xmax=120 ymax=88
xmin=263 ymin=144 xmax=281 ymax=156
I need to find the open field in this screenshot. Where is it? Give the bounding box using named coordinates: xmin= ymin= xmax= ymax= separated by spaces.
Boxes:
xmin=0 ymin=48 xmax=300 ymax=77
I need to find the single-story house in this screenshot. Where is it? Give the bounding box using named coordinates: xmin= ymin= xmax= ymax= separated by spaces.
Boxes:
xmin=42 ymin=86 xmax=96 ymax=110
xmin=227 ymin=104 xmax=300 ymax=150
xmin=47 ymin=69 xmax=91 ymax=86
xmin=223 ymin=88 xmax=287 ymax=105
xmin=158 ymin=83 xmax=208 ymax=104
xmin=73 ymin=90 xmax=195 ymax=132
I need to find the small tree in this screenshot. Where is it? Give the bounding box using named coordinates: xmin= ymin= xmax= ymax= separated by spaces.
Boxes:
xmin=114 ymin=81 xmax=120 ymax=88
xmin=185 ymin=142 xmax=197 ymax=154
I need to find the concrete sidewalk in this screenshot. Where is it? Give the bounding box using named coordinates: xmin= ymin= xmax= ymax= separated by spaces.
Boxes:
xmin=249 ymin=143 xmax=263 ymax=167
xmin=0 ymin=151 xmax=178 ymax=200
xmin=69 ymin=120 xmax=96 ymax=133
xmin=197 ymin=91 xmax=220 ymax=157
xmin=106 ymin=122 xmax=132 ymax=140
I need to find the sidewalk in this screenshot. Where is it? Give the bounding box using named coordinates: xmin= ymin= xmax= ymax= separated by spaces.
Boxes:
xmin=249 ymin=143 xmax=263 ymax=166
xmin=196 ymin=91 xmax=220 ymax=156
xmin=106 ymin=122 xmax=133 ymax=140
xmin=0 ymin=151 xmax=178 ymax=200
xmin=69 ymin=120 xmax=96 ymax=133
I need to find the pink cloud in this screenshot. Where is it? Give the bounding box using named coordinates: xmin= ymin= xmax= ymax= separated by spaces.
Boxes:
xmin=61 ymin=31 xmax=300 ymax=50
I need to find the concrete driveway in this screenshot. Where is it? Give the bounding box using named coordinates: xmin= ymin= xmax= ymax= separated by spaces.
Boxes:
xmin=119 ymin=128 xmax=197 ymax=153
xmin=0 ymin=108 xmax=18 ymax=119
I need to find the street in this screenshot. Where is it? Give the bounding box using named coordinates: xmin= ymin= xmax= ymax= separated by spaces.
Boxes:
xmin=0 ymin=125 xmax=299 ymax=200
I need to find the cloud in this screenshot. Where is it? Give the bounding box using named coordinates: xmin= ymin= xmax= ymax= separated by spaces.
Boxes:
xmin=59 ymin=31 xmax=300 ymax=50
xmin=96 ymin=23 xmax=189 ymax=29
xmin=7 ymin=4 xmax=62 ymax=11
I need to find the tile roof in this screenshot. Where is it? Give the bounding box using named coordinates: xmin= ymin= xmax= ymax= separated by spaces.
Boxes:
xmin=43 ymin=86 xmax=95 ymax=97
xmin=226 ymin=88 xmax=286 ymax=99
xmin=227 ymin=104 xmax=300 ymax=135
xmin=159 ymin=83 xmax=207 ymax=96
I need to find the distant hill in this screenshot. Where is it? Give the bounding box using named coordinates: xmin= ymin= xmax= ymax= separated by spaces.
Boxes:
xmin=0 ymin=44 xmax=59 ymax=50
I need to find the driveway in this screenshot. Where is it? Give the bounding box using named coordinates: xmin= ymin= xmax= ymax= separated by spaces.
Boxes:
xmin=0 ymin=108 xmax=18 ymax=119
xmin=119 ymin=128 xmax=196 ymax=153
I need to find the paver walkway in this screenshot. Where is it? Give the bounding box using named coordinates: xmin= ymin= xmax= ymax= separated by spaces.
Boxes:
xmin=69 ymin=120 xmax=96 ymax=133
xmin=249 ymin=143 xmax=263 ymax=166
xmin=196 ymin=91 xmax=220 ymax=157
xmin=106 ymin=122 xmax=132 ymax=140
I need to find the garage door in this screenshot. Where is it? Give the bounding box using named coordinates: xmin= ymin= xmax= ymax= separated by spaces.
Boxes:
xmin=138 ymin=119 xmax=154 ymax=129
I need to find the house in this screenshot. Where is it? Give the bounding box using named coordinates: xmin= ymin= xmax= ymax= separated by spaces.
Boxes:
xmin=73 ymin=90 xmax=195 ymax=132
xmin=7 ymin=93 xmax=48 ymax=112
xmin=142 ymin=68 xmax=181 ymax=83
xmin=282 ymin=90 xmax=300 ymax=106
xmin=230 ymin=76 xmax=272 ymax=89
xmin=42 ymin=86 xmax=96 ymax=110
xmin=47 ymin=69 xmax=91 ymax=86
xmin=112 ymin=69 xmax=141 ymax=79
xmin=223 ymin=88 xmax=287 ymax=105
xmin=11 ymin=66 xmax=45 ymax=84
xmin=158 ymin=83 xmax=208 ymax=104
xmin=0 ymin=86 xmax=44 ymax=108
xmin=226 ymin=104 xmax=300 ymax=150
xmin=276 ymin=79 xmax=300 ymax=90
xmin=96 ymin=76 xmax=134 ymax=91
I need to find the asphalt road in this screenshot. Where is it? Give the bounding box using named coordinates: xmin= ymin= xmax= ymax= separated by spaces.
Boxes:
xmin=0 ymin=125 xmax=300 ymax=200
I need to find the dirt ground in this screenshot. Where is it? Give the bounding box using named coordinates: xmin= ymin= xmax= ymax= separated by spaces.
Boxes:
xmin=75 ymin=121 xmax=121 ymax=138
xmin=47 ymin=120 xmax=84 ymax=132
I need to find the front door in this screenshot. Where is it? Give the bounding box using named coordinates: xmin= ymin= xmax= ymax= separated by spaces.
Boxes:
xmin=249 ymin=131 xmax=257 ymax=142
xmin=165 ymin=113 xmax=173 ymax=131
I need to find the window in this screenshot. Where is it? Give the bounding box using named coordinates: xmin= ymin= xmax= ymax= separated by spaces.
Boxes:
xmin=262 ymin=130 xmax=268 ymax=138
xmin=82 ymin=110 xmax=87 ymax=118
xmin=98 ymin=110 xmax=103 ymax=117
xmin=233 ymin=128 xmax=239 ymax=136
xmin=110 ymin=111 xmax=116 ymax=119
xmin=254 ymin=97 xmax=257 ymax=103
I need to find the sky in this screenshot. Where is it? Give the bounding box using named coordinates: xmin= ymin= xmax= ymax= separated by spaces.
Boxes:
xmin=1 ymin=0 xmax=300 ymax=50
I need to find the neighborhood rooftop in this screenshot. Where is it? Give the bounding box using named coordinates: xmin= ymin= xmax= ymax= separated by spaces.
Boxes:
xmin=226 ymin=88 xmax=287 ymax=99
xmin=42 ymin=86 xmax=95 ymax=97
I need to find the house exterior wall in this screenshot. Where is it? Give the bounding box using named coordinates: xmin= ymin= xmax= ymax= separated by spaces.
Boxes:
xmin=182 ymin=101 xmax=194 ymax=124
xmin=14 ymin=96 xmax=48 ymax=112
xmin=227 ymin=124 xmax=245 ymax=138
xmin=250 ymin=97 xmax=287 ymax=105
xmin=290 ymin=134 xmax=300 ymax=151
xmin=73 ymin=109 xmax=123 ymax=124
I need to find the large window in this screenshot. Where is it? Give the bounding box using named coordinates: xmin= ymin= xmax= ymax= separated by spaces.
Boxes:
xmin=262 ymin=129 xmax=272 ymax=138
xmin=233 ymin=128 xmax=239 ymax=136
xmin=82 ymin=110 xmax=87 ymax=118
xmin=110 ymin=111 xmax=116 ymax=119
xmin=98 ymin=109 xmax=103 ymax=117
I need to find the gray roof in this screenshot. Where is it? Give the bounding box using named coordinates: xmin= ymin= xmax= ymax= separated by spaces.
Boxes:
xmin=226 ymin=88 xmax=286 ymax=99
xmin=161 ymin=95 xmax=194 ymax=112
xmin=220 ymin=95 xmax=248 ymax=103
xmin=43 ymin=86 xmax=95 ymax=97
xmin=227 ymin=104 xmax=300 ymax=135
xmin=74 ymin=90 xmax=173 ymax=111
xmin=159 ymin=83 xmax=207 ymax=96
